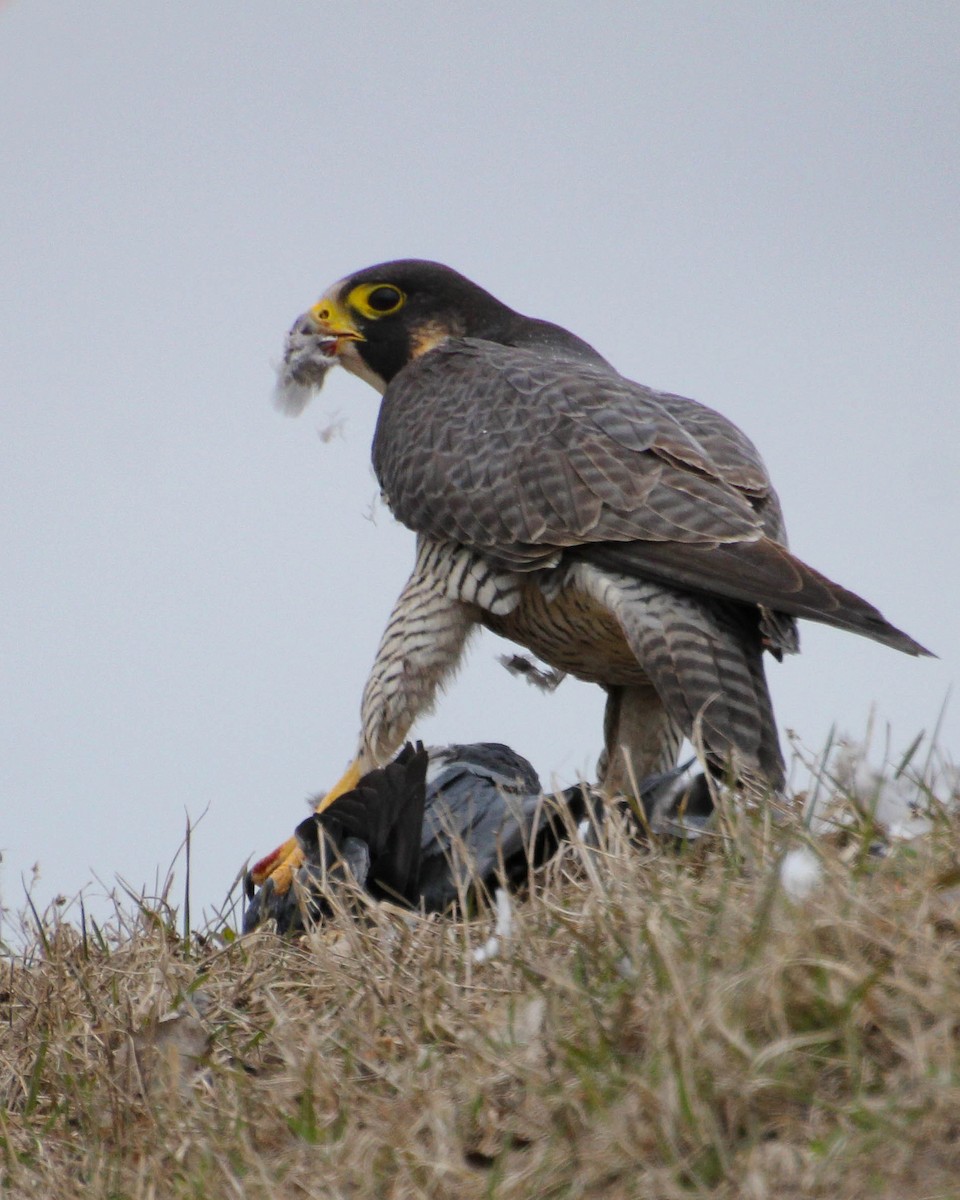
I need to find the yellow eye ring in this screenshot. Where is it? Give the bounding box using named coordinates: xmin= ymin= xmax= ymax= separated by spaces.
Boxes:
xmin=347 ymin=282 xmax=406 ymax=319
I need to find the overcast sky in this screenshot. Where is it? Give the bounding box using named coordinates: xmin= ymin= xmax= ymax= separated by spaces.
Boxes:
xmin=2 ymin=3 xmax=957 ymax=934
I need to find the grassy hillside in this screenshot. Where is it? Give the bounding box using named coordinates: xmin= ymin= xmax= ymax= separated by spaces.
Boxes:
xmin=2 ymin=747 xmax=959 ymax=1198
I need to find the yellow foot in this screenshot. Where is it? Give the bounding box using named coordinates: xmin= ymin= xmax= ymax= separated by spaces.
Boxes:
xmin=248 ymin=758 xmax=364 ymax=894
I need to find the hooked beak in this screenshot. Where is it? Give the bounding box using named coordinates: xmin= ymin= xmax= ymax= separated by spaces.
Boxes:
xmin=307 ymin=294 xmax=364 ymax=345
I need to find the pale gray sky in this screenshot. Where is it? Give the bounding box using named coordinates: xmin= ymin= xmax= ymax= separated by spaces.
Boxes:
xmin=2 ymin=3 xmax=957 ymax=931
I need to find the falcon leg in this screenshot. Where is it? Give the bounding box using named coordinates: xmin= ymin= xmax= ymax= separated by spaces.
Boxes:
xmin=599 ymin=683 xmax=683 ymax=796
xmin=359 ymin=557 xmax=477 ymax=765
xmin=576 ymin=563 xmax=785 ymax=791
xmin=248 ymin=552 xmax=477 ymax=900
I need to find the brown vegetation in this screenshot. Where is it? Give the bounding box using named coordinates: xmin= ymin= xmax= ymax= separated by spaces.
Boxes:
xmin=2 ymin=754 xmax=959 ymax=1198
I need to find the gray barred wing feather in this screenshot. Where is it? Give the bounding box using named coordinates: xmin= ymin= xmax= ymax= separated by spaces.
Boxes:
xmin=373 ymin=339 xmax=929 ymax=657
xmin=374 ymin=339 xmax=770 ymax=565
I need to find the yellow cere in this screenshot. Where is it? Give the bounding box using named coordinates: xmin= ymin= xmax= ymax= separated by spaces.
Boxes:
xmin=306 ymin=293 xmax=365 ymax=340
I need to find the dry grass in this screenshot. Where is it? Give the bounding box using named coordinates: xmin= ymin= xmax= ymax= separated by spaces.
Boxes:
xmin=3 ymin=748 xmax=960 ymax=1199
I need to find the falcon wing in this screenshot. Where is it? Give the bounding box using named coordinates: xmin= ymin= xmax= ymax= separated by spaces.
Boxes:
xmin=375 ymin=339 xmax=769 ymax=558
xmin=373 ymin=339 xmax=928 ymax=656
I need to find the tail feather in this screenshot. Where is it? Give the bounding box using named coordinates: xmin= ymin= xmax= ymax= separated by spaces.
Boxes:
xmin=577 ymin=539 xmax=932 ymax=657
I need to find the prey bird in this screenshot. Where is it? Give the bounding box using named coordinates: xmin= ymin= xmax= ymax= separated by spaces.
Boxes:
xmin=250 ymin=259 xmax=930 ymax=897
xmin=243 ymin=742 xmax=706 ymax=935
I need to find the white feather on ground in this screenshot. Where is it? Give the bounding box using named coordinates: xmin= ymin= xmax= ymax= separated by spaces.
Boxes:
xmin=472 ymin=888 xmax=514 ymax=964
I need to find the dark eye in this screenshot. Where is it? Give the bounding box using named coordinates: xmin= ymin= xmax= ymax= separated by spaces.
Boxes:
xmin=348 ymin=282 xmax=407 ymax=319
xmin=366 ymin=285 xmax=403 ymax=312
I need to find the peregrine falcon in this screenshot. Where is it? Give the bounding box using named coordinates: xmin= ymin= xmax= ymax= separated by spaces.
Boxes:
xmin=250 ymin=260 xmax=929 ymax=895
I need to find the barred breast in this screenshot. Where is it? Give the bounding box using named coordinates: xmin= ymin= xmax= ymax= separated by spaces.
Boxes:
xmin=480 ymin=575 xmax=653 ymax=687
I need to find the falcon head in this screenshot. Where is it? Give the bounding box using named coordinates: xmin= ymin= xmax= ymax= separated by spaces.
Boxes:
xmin=274 ymin=259 xmax=606 ymax=414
